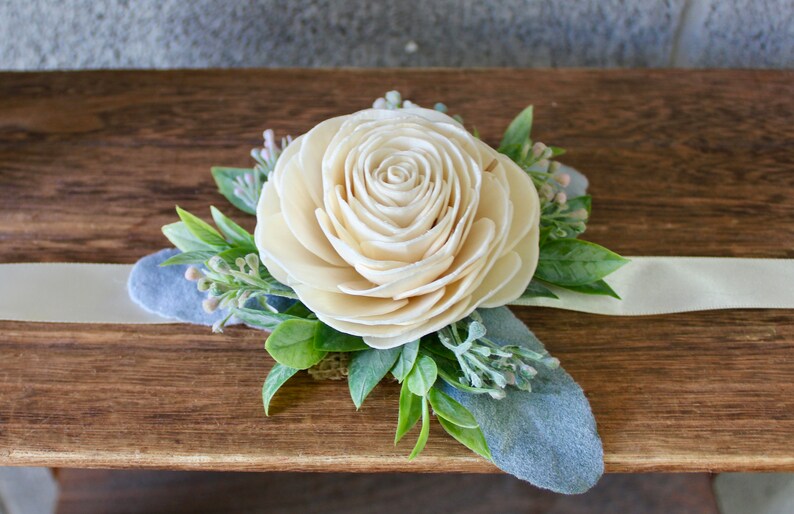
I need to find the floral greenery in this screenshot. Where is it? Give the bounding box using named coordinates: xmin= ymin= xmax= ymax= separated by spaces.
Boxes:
xmin=160 ymin=92 xmax=626 ymax=462
xmin=209 ymin=130 xmax=292 ymax=215
xmin=497 ymin=106 xmax=628 ymax=300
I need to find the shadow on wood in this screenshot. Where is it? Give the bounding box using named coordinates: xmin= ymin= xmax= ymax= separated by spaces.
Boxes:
xmin=56 ymin=470 xmax=719 ymax=514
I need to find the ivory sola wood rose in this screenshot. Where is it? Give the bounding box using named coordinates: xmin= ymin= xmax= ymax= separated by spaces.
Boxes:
xmin=255 ymin=107 xmax=541 ymax=348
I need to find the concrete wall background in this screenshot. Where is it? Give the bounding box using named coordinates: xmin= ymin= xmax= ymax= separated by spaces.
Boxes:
xmin=1 ymin=0 xmax=792 ymax=70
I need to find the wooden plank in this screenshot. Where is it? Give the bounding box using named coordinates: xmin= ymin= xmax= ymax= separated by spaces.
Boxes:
xmin=0 ymin=69 xmax=792 ymax=473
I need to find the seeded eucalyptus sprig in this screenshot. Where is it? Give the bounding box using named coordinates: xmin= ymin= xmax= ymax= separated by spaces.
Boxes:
xmin=498 ymin=105 xmax=629 ymax=300
xmin=432 ymin=314 xmax=559 ymax=399
xmin=210 ymin=129 xmax=293 ymax=215
xmin=184 ymin=253 xmax=299 ymax=332
xmin=160 ymin=203 xmax=298 ymax=332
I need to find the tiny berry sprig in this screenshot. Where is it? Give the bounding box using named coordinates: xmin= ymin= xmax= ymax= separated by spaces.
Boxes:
xmin=185 ymin=254 xmax=296 ymax=332
xmin=231 ymin=129 xmax=293 ymax=212
xmin=514 ymin=141 xmax=590 ymax=240
xmin=373 ymin=90 xmax=464 ymax=124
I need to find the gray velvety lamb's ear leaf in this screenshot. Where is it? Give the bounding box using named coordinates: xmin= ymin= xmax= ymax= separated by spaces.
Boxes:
xmin=127 ymin=248 xmax=231 ymax=326
xmin=440 ymin=307 xmax=603 ymax=494
xmin=560 ymin=164 xmax=589 ymax=198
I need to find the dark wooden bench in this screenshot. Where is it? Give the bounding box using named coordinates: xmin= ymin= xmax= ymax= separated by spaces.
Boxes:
xmin=1 ymin=70 xmax=792 ymax=476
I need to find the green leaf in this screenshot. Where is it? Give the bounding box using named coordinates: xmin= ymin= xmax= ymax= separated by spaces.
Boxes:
xmin=434 ymin=358 xmax=504 ymax=397
xmin=395 ymin=380 xmax=422 ymax=444
xmin=436 ymin=366 xmax=495 ymax=396
xmin=420 ymin=338 xmax=457 ymax=363
xmin=499 ymin=105 xmax=533 ymax=152
xmin=267 ymin=282 xmax=298 ymax=299
xmin=210 ymin=206 xmax=256 ymax=248
xmin=406 ymin=355 xmax=438 ymax=397
xmin=538 ymin=226 xmax=553 ymax=247
xmin=159 ymin=250 xmax=217 ymax=266
xmin=408 ymin=396 xmax=431 ymax=460
xmin=264 ymin=319 xmax=326 ymax=369
xmin=558 ymin=279 xmax=621 ymax=299
xmin=499 ymin=105 xmax=532 ymax=152
xmin=211 ymin=167 xmax=257 ymax=215
xmin=536 ymin=238 xmax=629 ymax=287
xmin=175 ymin=206 xmax=228 ymax=248
xmin=437 ymin=416 xmax=492 ymax=461
xmin=427 ymin=387 xmax=479 ymax=429
xmin=216 ymin=247 xmax=254 ymax=265
xmin=391 ymin=340 xmax=420 ymax=382
xmin=162 ymin=222 xmax=217 ymax=252
xmin=566 ymin=195 xmax=592 ymax=216
xmin=232 ymin=307 xmax=303 ymax=330
xmin=314 ymin=323 xmax=369 ymax=352
xmin=283 ymin=301 xmax=314 ymax=318
xmin=520 ymin=279 xmax=559 ymax=300
xmin=348 ymin=347 xmax=402 ymax=409
xmin=262 ymin=363 xmax=298 ymax=416
xmin=548 ymin=146 xmax=567 ymax=157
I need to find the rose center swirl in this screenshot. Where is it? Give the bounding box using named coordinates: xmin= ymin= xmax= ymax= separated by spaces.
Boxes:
xmin=342 ymin=129 xmax=470 ymax=240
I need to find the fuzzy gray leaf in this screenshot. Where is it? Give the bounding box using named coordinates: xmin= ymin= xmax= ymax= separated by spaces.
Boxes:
xmin=440 ymin=307 xmax=603 ymax=494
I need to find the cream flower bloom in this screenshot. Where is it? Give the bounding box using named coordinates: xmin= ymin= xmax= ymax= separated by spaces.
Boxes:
xmin=255 ymin=107 xmax=540 ymax=348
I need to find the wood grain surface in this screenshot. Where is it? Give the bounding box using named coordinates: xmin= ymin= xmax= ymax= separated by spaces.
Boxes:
xmin=0 ymin=70 xmax=792 ymax=473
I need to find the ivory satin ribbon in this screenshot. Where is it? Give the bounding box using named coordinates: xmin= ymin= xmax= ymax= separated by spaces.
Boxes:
xmin=1 ymin=257 xmax=793 ymax=324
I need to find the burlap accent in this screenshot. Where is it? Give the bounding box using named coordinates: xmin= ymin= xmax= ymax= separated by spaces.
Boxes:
xmin=308 ymin=352 xmax=350 ymax=381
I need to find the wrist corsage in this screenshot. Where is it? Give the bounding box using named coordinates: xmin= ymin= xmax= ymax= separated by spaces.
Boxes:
xmin=131 ymin=91 xmax=628 ymax=493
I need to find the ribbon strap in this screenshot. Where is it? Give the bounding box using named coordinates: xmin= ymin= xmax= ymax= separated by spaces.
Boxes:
xmin=512 ymin=257 xmax=794 ymax=314
xmin=1 ymin=258 xmax=793 ymax=324
xmin=0 ymin=263 xmax=167 ymax=323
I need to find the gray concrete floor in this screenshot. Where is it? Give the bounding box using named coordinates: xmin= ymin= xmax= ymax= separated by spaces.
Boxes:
xmin=1 ymin=468 xmax=793 ymax=513
xmin=715 ymin=473 xmax=794 ymax=514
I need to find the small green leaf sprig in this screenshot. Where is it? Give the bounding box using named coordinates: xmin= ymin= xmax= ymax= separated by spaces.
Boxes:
xmin=160 ymin=204 xmax=296 ymax=332
xmin=161 ymin=198 xmax=493 ymax=460
xmin=432 ymin=313 xmax=559 ymax=399
xmin=158 ymin=92 xmax=627 ymax=464
xmin=210 ymin=130 xmax=293 ymax=215
xmin=185 ymin=253 xmax=297 ymax=332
